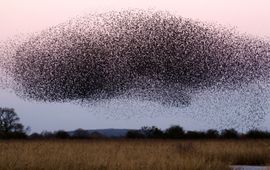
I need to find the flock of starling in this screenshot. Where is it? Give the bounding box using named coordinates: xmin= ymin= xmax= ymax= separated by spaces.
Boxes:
xmin=1 ymin=10 xmax=270 ymax=128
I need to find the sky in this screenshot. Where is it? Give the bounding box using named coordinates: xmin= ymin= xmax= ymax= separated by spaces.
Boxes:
xmin=0 ymin=0 xmax=270 ymax=132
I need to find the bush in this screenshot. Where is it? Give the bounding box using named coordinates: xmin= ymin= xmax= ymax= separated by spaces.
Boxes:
xmin=205 ymin=129 xmax=220 ymax=138
xmin=41 ymin=131 xmax=55 ymax=139
xmin=245 ymin=129 xmax=270 ymax=139
xmin=89 ymin=131 xmax=106 ymax=139
xmin=0 ymin=131 xmax=27 ymax=139
xmin=54 ymin=130 xmax=70 ymax=139
xmin=126 ymin=130 xmax=145 ymax=139
xmin=29 ymin=133 xmax=43 ymax=139
xmin=72 ymin=129 xmax=90 ymax=139
xmin=141 ymin=126 xmax=164 ymax=138
xmin=220 ymin=129 xmax=239 ymax=139
xmin=185 ymin=131 xmax=206 ymax=139
xmin=164 ymin=125 xmax=184 ymax=139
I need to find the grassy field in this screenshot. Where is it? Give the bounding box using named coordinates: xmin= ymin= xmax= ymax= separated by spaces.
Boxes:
xmin=0 ymin=140 xmax=269 ymax=170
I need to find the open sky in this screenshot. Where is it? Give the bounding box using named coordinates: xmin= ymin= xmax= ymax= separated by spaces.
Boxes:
xmin=1 ymin=0 xmax=270 ymax=132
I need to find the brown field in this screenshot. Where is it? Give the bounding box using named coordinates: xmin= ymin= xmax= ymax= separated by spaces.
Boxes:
xmin=0 ymin=139 xmax=269 ymax=170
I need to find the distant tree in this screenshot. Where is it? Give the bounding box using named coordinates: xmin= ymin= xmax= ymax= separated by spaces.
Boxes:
xmin=126 ymin=130 xmax=145 ymax=139
xmin=185 ymin=131 xmax=206 ymax=139
xmin=141 ymin=126 xmax=164 ymax=138
xmin=205 ymin=129 xmax=220 ymax=138
xmin=0 ymin=107 xmax=28 ymax=139
xmin=89 ymin=131 xmax=106 ymax=139
xmin=220 ymin=129 xmax=239 ymax=139
xmin=29 ymin=133 xmax=43 ymax=139
xmin=41 ymin=131 xmax=55 ymax=139
xmin=72 ymin=128 xmax=90 ymax=139
xmin=54 ymin=130 xmax=70 ymax=139
xmin=165 ymin=125 xmax=185 ymax=139
xmin=0 ymin=108 xmax=19 ymax=133
xmin=245 ymin=129 xmax=270 ymax=139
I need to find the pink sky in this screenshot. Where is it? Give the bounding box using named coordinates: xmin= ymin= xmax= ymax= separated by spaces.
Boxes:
xmin=0 ymin=0 xmax=270 ymax=40
xmin=1 ymin=0 xmax=270 ymax=132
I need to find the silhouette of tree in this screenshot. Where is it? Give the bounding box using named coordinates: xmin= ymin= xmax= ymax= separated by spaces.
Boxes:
xmin=72 ymin=129 xmax=90 ymax=139
xmin=185 ymin=131 xmax=206 ymax=139
xmin=205 ymin=129 xmax=220 ymax=138
xmin=41 ymin=131 xmax=55 ymax=139
xmin=54 ymin=130 xmax=70 ymax=139
xmin=29 ymin=133 xmax=43 ymax=139
xmin=220 ymin=129 xmax=239 ymax=139
xmin=89 ymin=131 xmax=106 ymax=139
xmin=245 ymin=129 xmax=270 ymax=139
xmin=165 ymin=125 xmax=185 ymax=139
xmin=141 ymin=126 xmax=164 ymax=138
xmin=0 ymin=107 xmax=28 ymax=139
xmin=126 ymin=130 xmax=145 ymax=139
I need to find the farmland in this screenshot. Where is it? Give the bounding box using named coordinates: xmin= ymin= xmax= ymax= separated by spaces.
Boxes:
xmin=0 ymin=140 xmax=269 ymax=170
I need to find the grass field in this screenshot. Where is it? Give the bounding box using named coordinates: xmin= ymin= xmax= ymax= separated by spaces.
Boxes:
xmin=0 ymin=140 xmax=269 ymax=170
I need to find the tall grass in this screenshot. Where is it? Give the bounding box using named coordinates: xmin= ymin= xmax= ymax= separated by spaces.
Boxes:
xmin=0 ymin=140 xmax=269 ymax=170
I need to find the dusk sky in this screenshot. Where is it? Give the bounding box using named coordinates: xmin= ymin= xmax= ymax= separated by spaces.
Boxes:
xmin=1 ymin=0 xmax=270 ymax=132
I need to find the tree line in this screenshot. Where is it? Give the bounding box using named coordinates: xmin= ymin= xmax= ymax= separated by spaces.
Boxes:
xmin=126 ymin=126 xmax=270 ymax=139
xmin=18 ymin=125 xmax=270 ymax=140
xmin=1 ymin=107 xmax=270 ymax=139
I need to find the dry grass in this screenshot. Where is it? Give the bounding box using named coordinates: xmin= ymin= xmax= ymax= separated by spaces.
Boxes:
xmin=0 ymin=139 xmax=269 ymax=170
